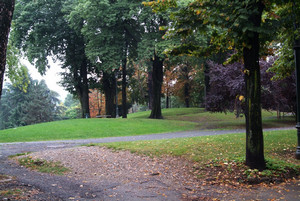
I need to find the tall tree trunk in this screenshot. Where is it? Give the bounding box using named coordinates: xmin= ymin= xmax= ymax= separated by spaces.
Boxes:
xmin=80 ymin=57 xmax=90 ymax=118
xmin=243 ymin=1 xmax=265 ymax=170
xmin=149 ymin=54 xmax=163 ymax=119
xmin=166 ymin=88 xmax=169 ymax=108
xmin=0 ymin=0 xmax=15 ymax=98
xmin=102 ymin=72 xmax=116 ymax=118
xmin=148 ymin=70 xmax=153 ymax=110
xmin=122 ymin=47 xmax=128 ymax=118
xmin=204 ymin=63 xmax=210 ymax=109
xmin=182 ymin=65 xmax=190 ymax=108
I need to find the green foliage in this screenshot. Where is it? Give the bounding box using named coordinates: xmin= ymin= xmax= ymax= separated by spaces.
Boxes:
xmin=62 ymin=94 xmax=81 ymax=119
xmin=13 ymin=0 xmax=92 ymax=117
xmin=0 ymin=73 xmax=61 ymax=130
xmin=18 ymin=156 xmax=69 ymax=175
xmin=69 ymin=0 xmax=141 ymax=71
xmin=268 ymin=1 xmax=300 ymax=79
xmin=5 ymin=41 xmax=30 ymax=92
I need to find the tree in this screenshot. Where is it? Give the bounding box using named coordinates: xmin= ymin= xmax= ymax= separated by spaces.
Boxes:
xmin=0 ymin=0 xmax=15 ymax=98
xmin=70 ymin=0 xmax=141 ymax=118
xmin=206 ymin=58 xmax=296 ymax=117
xmin=147 ymin=0 xmax=285 ymax=169
xmin=139 ymin=3 xmax=173 ymax=119
xmin=0 ymin=74 xmax=61 ymax=130
xmin=63 ymin=93 xmax=81 ymax=119
xmin=12 ymin=0 xmax=91 ymax=118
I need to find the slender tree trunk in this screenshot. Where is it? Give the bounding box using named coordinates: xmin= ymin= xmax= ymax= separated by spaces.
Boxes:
xmin=204 ymin=63 xmax=210 ymax=109
xmin=184 ymin=82 xmax=190 ymax=108
xmin=182 ymin=65 xmax=190 ymax=108
xmin=166 ymin=88 xmax=169 ymax=108
xmin=122 ymin=50 xmax=128 ymax=118
xmin=0 ymin=0 xmax=15 ymax=99
xmin=102 ymin=72 xmax=116 ymax=118
xmin=149 ymin=54 xmax=163 ymax=119
xmin=243 ymin=0 xmax=265 ymax=170
xmin=148 ymin=70 xmax=153 ymax=110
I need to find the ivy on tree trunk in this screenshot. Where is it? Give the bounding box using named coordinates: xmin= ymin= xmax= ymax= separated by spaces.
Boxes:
xmin=0 ymin=0 xmax=15 ymax=98
xmin=243 ymin=1 xmax=266 ymax=170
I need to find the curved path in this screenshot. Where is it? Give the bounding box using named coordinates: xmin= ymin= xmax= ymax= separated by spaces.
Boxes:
xmin=0 ymin=127 xmax=298 ymax=200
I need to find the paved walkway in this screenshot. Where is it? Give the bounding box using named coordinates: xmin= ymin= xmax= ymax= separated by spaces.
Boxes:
xmin=0 ymin=127 xmax=298 ymax=200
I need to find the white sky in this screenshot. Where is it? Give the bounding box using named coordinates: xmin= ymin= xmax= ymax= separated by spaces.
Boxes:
xmin=21 ymin=58 xmax=68 ymax=102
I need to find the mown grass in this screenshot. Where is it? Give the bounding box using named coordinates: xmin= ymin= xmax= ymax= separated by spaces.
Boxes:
xmin=101 ymin=129 xmax=299 ymax=166
xmin=0 ymin=118 xmax=197 ymax=143
xmin=0 ymin=108 xmax=295 ymax=143
xmin=100 ymin=129 xmax=300 ymax=184
xmin=130 ymin=108 xmax=295 ymax=130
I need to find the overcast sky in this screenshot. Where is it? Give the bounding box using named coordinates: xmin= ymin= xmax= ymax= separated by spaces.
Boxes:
xmin=21 ymin=58 xmax=68 ymax=102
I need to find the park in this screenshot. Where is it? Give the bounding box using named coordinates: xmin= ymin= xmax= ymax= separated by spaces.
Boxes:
xmin=0 ymin=0 xmax=300 ymax=200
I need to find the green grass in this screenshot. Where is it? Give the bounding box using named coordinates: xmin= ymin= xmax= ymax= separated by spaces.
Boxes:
xmin=100 ymin=129 xmax=300 ymax=166
xmin=18 ymin=157 xmax=69 ymax=175
xmin=130 ymin=108 xmax=295 ymax=130
xmin=0 ymin=118 xmax=197 ymax=143
xmin=0 ymin=108 xmax=295 ymax=143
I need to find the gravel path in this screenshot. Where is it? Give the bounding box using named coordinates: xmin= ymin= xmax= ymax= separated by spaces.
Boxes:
xmin=0 ymin=128 xmax=299 ymax=200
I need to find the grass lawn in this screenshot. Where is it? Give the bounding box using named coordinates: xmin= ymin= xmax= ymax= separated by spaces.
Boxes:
xmin=99 ymin=129 xmax=300 ymax=184
xmin=0 ymin=118 xmax=197 ymax=143
xmin=0 ymin=108 xmax=295 ymax=143
xmin=100 ymin=129 xmax=299 ymax=165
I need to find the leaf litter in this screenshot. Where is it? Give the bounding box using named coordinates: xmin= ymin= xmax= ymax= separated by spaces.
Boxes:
xmin=14 ymin=146 xmax=300 ymax=200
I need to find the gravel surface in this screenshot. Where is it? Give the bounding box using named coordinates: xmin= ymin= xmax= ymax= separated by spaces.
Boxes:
xmin=1 ymin=128 xmax=299 ymax=200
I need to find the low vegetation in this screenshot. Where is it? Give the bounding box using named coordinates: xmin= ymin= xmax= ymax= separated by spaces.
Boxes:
xmin=0 ymin=108 xmax=295 ymax=143
xmin=99 ymin=129 xmax=299 ymax=184
xmin=17 ymin=156 xmax=69 ymax=175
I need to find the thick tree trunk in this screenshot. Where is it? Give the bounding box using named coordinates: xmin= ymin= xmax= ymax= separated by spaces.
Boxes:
xmin=243 ymin=0 xmax=265 ymax=170
xmin=0 ymin=0 xmax=15 ymax=99
xmin=149 ymin=54 xmax=163 ymax=119
xmin=148 ymin=70 xmax=153 ymax=110
xmin=80 ymin=58 xmax=90 ymax=118
xmin=102 ymin=72 xmax=116 ymax=118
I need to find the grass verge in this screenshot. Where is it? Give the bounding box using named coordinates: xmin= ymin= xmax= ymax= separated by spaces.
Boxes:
xmin=17 ymin=157 xmax=69 ymax=175
xmin=99 ymin=129 xmax=300 ymax=184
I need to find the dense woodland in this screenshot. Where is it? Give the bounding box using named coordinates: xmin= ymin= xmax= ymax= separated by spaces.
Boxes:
xmin=0 ymin=0 xmax=299 ymax=169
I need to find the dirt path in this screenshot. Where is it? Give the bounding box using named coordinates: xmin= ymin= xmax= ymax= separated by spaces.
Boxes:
xmin=0 ymin=128 xmax=299 ymax=200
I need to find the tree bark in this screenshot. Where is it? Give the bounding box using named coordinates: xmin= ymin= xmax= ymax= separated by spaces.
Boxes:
xmin=122 ymin=41 xmax=128 ymax=118
xmin=166 ymin=89 xmax=169 ymax=108
xmin=122 ymin=59 xmax=127 ymax=118
xmin=79 ymin=57 xmax=90 ymax=118
xmin=102 ymin=72 xmax=116 ymax=118
xmin=182 ymin=65 xmax=190 ymax=108
xmin=243 ymin=0 xmax=265 ymax=170
xmin=148 ymin=70 xmax=153 ymax=110
xmin=0 ymin=0 xmax=15 ymax=99
xmin=149 ymin=54 xmax=163 ymax=119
